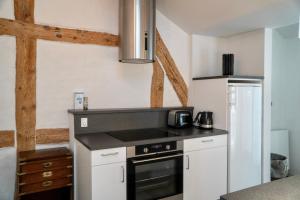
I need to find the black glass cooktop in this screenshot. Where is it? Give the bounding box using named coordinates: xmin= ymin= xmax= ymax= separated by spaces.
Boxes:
xmin=107 ymin=128 xmax=179 ymax=142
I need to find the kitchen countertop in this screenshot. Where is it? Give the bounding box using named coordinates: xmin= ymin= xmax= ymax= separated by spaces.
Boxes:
xmin=68 ymin=106 xmax=194 ymax=115
xmin=75 ymin=127 xmax=227 ymax=150
xmin=221 ymin=176 xmax=300 ymax=200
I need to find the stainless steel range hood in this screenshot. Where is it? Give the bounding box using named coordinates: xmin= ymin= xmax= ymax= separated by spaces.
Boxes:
xmin=119 ymin=0 xmax=156 ymax=64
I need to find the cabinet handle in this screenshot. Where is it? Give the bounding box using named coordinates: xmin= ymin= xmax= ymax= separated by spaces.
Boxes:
xmin=201 ymin=139 xmax=214 ymax=143
xmin=19 ymin=192 xmax=28 ymax=196
xmin=186 ymin=155 xmax=190 ymax=170
xmin=42 ymin=171 xmax=53 ymax=178
xmin=43 ymin=162 xmax=53 ymax=168
xmin=42 ymin=181 xmax=53 ymax=187
xmin=101 ymin=152 xmax=119 ymax=157
xmin=121 ymin=166 xmax=125 ymax=183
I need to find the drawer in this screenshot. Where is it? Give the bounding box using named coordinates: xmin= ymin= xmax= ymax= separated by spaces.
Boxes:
xmin=91 ymin=147 xmax=126 ymax=166
xmin=19 ymin=167 xmax=72 ymax=185
xmin=184 ymin=135 xmax=227 ymax=152
xmin=20 ymin=157 xmax=72 ymax=174
xmin=19 ymin=177 xmax=72 ymax=196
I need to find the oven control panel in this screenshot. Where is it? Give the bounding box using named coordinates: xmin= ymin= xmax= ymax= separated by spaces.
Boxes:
xmin=135 ymin=141 xmax=177 ymax=156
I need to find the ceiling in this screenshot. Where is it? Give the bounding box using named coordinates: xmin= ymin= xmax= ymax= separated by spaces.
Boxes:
xmin=157 ymin=0 xmax=300 ymax=37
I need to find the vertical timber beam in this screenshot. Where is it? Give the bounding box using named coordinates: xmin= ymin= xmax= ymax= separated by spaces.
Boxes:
xmin=14 ymin=0 xmax=36 ymax=151
xmin=150 ymin=59 xmax=164 ymax=107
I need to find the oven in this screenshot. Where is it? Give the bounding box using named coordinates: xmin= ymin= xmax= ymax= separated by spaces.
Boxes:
xmin=127 ymin=141 xmax=183 ymax=200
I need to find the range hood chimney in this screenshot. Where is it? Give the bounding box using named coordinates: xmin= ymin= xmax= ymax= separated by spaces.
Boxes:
xmin=119 ymin=0 xmax=156 ymax=64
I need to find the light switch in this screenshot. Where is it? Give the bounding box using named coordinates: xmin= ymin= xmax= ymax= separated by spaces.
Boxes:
xmin=81 ymin=118 xmax=88 ymax=128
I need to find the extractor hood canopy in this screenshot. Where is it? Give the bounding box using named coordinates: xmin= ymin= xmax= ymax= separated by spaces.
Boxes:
xmin=119 ymin=0 xmax=156 ymax=64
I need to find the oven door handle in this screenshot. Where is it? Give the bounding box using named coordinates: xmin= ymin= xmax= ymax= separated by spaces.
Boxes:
xmin=131 ymin=153 xmax=183 ymax=164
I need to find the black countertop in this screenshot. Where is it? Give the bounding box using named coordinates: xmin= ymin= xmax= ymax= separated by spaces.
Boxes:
xmin=75 ymin=127 xmax=228 ymax=150
xmin=68 ymin=106 xmax=194 ymax=115
xmin=221 ymin=176 xmax=300 ymax=200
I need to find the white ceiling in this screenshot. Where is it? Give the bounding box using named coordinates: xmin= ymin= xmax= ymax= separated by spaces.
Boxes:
xmin=157 ymin=0 xmax=300 ymax=37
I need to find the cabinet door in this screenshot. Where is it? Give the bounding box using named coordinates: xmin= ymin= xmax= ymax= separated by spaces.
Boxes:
xmin=92 ymin=162 xmax=126 ymax=200
xmin=184 ymin=147 xmax=227 ymax=200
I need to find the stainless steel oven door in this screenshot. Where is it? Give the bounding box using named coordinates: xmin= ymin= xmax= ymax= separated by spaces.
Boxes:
xmin=127 ymin=151 xmax=183 ymax=200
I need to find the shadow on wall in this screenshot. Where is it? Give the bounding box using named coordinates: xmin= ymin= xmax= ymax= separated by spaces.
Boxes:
xmin=0 ymin=148 xmax=16 ymax=200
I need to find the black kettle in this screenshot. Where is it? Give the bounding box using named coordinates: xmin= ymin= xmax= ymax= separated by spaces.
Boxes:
xmin=193 ymin=111 xmax=213 ymax=129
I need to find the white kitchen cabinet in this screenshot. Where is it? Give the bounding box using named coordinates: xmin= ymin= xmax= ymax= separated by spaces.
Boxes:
xmin=184 ymin=135 xmax=227 ymax=200
xmin=76 ymin=141 xmax=126 ymax=200
xmin=92 ymin=162 xmax=126 ymax=200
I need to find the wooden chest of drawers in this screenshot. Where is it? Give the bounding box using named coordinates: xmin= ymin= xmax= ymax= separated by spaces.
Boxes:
xmin=17 ymin=147 xmax=73 ymax=199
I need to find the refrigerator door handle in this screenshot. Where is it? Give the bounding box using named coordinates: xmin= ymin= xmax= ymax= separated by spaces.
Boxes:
xmin=228 ymin=88 xmax=236 ymax=107
xmin=186 ymin=155 xmax=190 ymax=170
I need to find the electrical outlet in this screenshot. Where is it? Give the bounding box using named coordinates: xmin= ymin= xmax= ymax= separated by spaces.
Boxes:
xmin=81 ymin=118 xmax=88 ymax=128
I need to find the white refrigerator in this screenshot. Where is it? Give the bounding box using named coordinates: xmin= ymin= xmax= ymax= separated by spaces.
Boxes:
xmin=189 ymin=78 xmax=263 ymax=193
xmin=228 ymin=83 xmax=262 ymax=192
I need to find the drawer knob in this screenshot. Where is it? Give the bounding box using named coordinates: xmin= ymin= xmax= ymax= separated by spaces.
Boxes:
xmin=42 ymin=171 xmax=53 ymax=178
xmin=42 ymin=181 xmax=53 ymax=187
xmin=43 ymin=162 xmax=53 ymax=168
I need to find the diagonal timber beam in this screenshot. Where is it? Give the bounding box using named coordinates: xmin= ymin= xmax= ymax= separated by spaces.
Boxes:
xmin=155 ymin=30 xmax=188 ymax=106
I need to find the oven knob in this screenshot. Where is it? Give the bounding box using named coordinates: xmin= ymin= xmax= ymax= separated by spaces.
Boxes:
xmin=166 ymin=145 xmax=171 ymax=150
xmin=143 ymin=147 xmax=149 ymax=153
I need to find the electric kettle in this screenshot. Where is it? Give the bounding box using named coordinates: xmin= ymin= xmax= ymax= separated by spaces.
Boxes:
xmin=193 ymin=111 xmax=213 ymax=129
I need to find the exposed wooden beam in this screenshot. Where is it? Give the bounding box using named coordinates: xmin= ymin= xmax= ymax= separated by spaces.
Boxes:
xmin=15 ymin=0 xmax=36 ymax=152
xmin=156 ymin=30 xmax=188 ymax=106
xmin=15 ymin=37 xmax=37 ymax=151
xmin=14 ymin=0 xmax=35 ymax=23
xmin=36 ymin=129 xmax=69 ymax=144
xmin=0 ymin=131 xmax=15 ymax=148
xmin=151 ymin=59 xmax=164 ymax=107
xmin=0 ymin=18 xmax=119 ymax=46
xmin=0 ymin=129 xmax=70 ymax=148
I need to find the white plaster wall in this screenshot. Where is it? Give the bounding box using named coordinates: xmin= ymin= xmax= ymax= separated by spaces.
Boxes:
xmin=272 ymin=28 xmax=300 ymax=175
xmin=0 ymin=36 xmax=17 ymax=200
xmin=271 ymin=30 xmax=287 ymax=129
xmin=263 ymin=28 xmax=272 ymax=183
xmin=36 ymin=40 xmax=153 ymax=128
xmin=0 ymin=36 xmax=16 ymax=130
xmin=35 ymin=0 xmax=118 ymax=34
xmin=192 ymin=29 xmax=265 ymax=78
xmin=0 ymin=3 xmax=16 ymax=199
xmin=191 ymin=35 xmax=224 ymax=77
xmin=0 ymin=25 xmax=16 ymax=200
xmin=0 ymin=0 xmax=14 ymax=19
xmin=221 ymin=30 xmax=265 ymax=76
xmin=0 ymin=148 xmax=16 ymax=200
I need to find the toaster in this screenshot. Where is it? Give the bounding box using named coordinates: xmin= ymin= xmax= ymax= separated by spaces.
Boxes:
xmin=168 ymin=110 xmax=193 ymax=128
